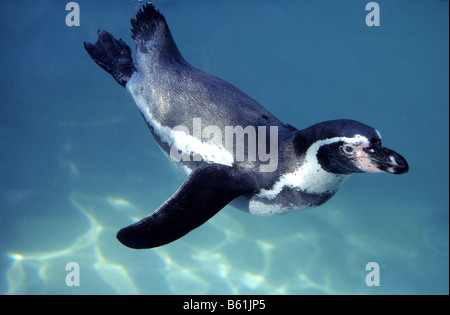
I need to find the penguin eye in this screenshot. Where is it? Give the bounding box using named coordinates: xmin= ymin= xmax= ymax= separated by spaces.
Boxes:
xmin=342 ymin=144 xmax=354 ymax=155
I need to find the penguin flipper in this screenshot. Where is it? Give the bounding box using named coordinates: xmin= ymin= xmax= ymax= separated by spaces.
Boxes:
xmin=116 ymin=165 xmax=259 ymax=249
xmin=84 ymin=30 xmax=136 ymax=87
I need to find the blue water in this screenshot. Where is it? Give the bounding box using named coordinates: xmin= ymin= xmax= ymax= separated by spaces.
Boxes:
xmin=0 ymin=0 xmax=448 ymax=295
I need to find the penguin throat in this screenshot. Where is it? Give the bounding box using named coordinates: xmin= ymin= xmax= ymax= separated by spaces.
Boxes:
xmin=258 ymin=136 xmax=362 ymax=200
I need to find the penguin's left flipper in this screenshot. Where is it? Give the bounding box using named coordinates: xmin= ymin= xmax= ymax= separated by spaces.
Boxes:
xmin=116 ymin=165 xmax=259 ymax=249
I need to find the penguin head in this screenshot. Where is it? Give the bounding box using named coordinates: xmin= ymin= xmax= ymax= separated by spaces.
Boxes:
xmin=296 ymin=119 xmax=409 ymax=175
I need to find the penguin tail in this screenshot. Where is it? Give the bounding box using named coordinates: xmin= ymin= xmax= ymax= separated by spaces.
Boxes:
xmin=131 ymin=3 xmax=185 ymax=63
xmin=84 ymin=31 xmax=136 ymax=87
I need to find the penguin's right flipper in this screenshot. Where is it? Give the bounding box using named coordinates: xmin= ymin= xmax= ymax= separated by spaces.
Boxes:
xmin=84 ymin=30 xmax=136 ymax=87
xmin=116 ymin=165 xmax=259 ymax=249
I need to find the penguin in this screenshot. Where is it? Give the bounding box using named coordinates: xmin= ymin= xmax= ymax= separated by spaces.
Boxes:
xmin=84 ymin=4 xmax=408 ymax=249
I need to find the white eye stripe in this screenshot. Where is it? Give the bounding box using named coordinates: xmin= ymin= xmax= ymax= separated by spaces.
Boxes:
xmin=376 ymin=129 xmax=382 ymax=140
xmin=258 ymin=135 xmax=367 ymax=199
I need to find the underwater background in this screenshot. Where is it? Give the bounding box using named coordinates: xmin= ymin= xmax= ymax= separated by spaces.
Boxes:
xmin=0 ymin=0 xmax=448 ymax=295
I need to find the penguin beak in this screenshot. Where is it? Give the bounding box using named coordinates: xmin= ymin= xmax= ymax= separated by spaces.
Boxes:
xmin=362 ymin=144 xmax=409 ymax=174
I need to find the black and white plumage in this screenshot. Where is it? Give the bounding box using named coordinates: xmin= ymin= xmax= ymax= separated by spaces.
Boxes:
xmin=84 ymin=4 xmax=408 ymax=249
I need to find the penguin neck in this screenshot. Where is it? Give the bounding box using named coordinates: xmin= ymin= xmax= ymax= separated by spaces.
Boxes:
xmin=284 ymin=129 xmax=351 ymax=195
